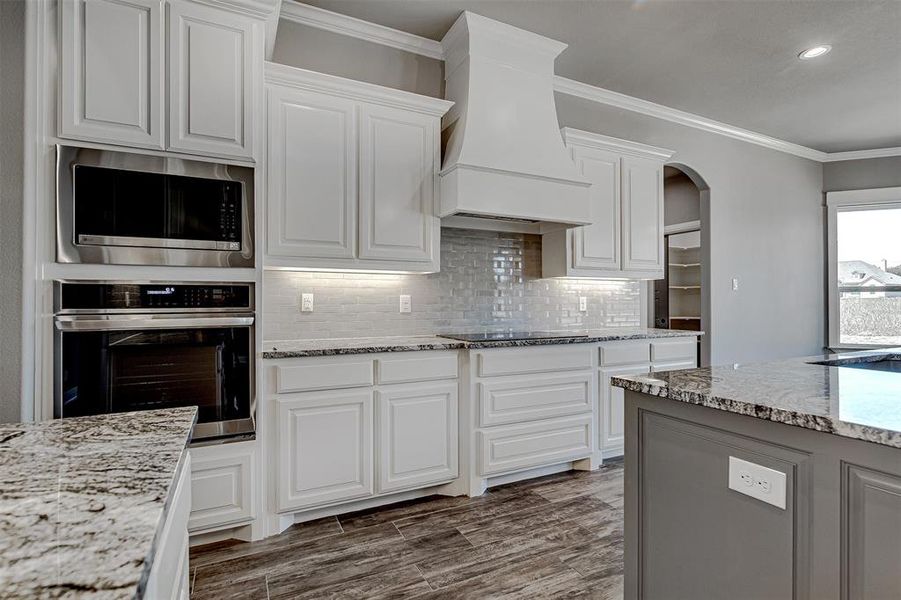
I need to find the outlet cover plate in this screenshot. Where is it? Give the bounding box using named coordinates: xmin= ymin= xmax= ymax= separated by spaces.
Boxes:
xmin=728 ymin=456 xmax=786 ymax=510
xmin=399 ymin=294 xmax=412 ymax=313
xmin=301 ymin=293 xmax=314 ymax=312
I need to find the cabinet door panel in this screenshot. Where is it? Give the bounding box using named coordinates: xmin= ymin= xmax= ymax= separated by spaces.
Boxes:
xmin=188 ymin=444 xmax=254 ymax=531
xmin=276 ymin=391 xmax=373 ymax=511
xmin=844 ymin=465 xmax=901 ymax=600
xmin=168 ymin=1 xmax=257 ymax=159
xmin=377 ymin=382 xmax=458 ymax=492
xmin=60 ymin=0 xmax=162 ymax=148
xmin=572 ymin=147 xmax=621 ymax=270
xmin=599 ymin=363 xmax=650 ymax=456
xmin=359 ymin=104 xmax=437 ymax=264
xmin=622 ymin=156 xmax=664 ymax=273
xmin=267 ymin=88 xmax=357 ymax=259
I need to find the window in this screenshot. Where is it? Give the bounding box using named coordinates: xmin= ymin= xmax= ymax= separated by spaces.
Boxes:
xmin=827 ymin=188 xmax=901 ymax=348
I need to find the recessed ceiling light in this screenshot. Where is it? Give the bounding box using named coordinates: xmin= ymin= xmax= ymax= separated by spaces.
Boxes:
xmin=798 ymin=45 xmax=832 ymax=60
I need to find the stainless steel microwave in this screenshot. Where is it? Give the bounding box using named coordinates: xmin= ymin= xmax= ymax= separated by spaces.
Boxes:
xmin=56 ymin=145 xmax=254 ymax=267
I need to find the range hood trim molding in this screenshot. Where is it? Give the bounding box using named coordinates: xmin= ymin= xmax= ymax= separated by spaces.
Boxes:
xmin=438 ymin=11 xmax=593 ymax=232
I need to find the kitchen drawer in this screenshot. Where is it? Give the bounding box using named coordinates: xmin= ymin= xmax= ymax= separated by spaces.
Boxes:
xmin=599 ymin=340 xmax=650 ymax=366
xmin=478 ymin=372 xmax=593 ymax=427
xmin=376 ymin=352 xmax=458 ymax=385
xmin=651 ymin=359 xmax=696 ymax=373
xmin=476 ymin=345 xmax=593 ymax=377
xmin=478 ymin=415 xmax=592 ymax=476
xmin=276 ymin=357 xmax=373 ymax=393
xmin=650 ymin=338 xmax=697 ymax=363
xmin=188 ymin=443 xmax=254 ymax=532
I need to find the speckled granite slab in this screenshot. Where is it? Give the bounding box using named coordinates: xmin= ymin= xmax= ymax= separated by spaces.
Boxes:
xmin=263 ymin=328 xmax=701 ymax=358
xmin=0 ymin=407 xmax=197 ymax=599
xmin=612 ymin=349 xmax=901 ymax=449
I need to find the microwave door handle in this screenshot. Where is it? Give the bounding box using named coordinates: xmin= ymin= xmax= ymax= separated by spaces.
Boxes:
xmin=54 ymin=316 xmax=254 ymax=331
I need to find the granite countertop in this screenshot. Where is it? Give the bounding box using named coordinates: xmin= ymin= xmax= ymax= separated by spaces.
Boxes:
xmin=612 ymin=349 xmax=901 ymax=449
xmin=262 ymin=327 xmax=702 ymax=358
xmin=0 ymin=407 xmax=197 ymax=599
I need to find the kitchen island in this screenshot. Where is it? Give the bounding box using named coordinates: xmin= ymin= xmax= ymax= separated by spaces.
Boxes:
xmin=613 ymin=349 xmax=901 ymax=600
xmin=0 ymin=407 xmax=196 ymax=599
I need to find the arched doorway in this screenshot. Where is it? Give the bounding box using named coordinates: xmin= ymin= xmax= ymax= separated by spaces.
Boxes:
xmin=653 ymin=163 xmax=712 ymax=366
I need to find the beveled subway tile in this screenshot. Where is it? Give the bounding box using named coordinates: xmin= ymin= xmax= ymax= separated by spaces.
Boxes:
xmin=267 ymin=564 xmax=431 ymax=600
xmin=190 ymin=516 xmax=343 ymax=568
xmin=192 ymin=523 xmax=402 ymax=588
xmin=393 ymin=491 xmax=551 ymax=540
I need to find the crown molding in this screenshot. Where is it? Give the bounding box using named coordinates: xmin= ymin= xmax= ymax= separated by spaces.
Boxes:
xmin=820 ymin=147 xmax=901 ymax=163
xmin=278 ymin=2 xmax=900 ymax=164
xmin=264 ymin=62 xmax=453 ymax=116
xmin=561 ymin=127 xmax=675 ymax=160
xmin=279 ymin=1 xmax=444 ymax=60
xmin=554 ymin=77 xmax=826 ymax=162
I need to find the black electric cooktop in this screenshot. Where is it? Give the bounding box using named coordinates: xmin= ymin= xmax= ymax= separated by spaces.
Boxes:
xmin=438 ymin=331 xmax=589 ymax=342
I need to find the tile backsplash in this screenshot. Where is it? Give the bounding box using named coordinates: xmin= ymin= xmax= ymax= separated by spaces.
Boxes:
xmin=263 ymin=228 xmax=642 ymax=340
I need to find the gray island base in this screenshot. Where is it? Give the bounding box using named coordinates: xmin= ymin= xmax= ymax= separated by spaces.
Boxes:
xmin=615 ymin=350 xmax=901 ymax=600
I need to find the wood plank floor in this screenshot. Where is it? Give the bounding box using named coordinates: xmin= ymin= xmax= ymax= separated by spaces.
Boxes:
xmin=190 ymin=461 xmax=624 ymax=599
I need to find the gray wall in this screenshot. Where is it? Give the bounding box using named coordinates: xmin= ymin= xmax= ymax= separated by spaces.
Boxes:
xmin=664 ymin=173 xmax=701 ymax=226
xmin=271 ymin=18 xmax=826 ymax=365
xmin=272 ymin=21 xmax=444 ymax=97
xmin=264 ymin=228 xmax=641 ymax=340
xmin=823 ymin=157 xmax=901 ymax=192
xmin=0 ymin=0 xmax=25 ymax=422
xmin=556 ymin=95 xmax=824 ymax=364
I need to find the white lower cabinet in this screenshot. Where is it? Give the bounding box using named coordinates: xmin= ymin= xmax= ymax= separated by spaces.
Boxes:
xmin=376 ymin=381 xmax=458 ymax=493
xmin=271 ymin=351 xmax=460 ymax=515
xmin=276 ymin=390 xmax=373 ymax=512
xmin=471 ymin=346 xmax=598 ymax=481
xmin=479 ymin=415 xmax=593 ymax=476
xmin=189 ymin=442 xmax=255 ymax=532
xmin=599 ymin=363 xmax=650 ymax=458
xmin=599 ymin=337 xmax=698 ymax=458
xmin=146 ymin=452 xmax=191 ymax=600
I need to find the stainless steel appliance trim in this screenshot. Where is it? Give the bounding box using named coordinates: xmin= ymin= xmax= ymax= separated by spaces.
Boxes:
xmin=77 ymin=234 xmax=241 ymax=251
xmin=53 ymin=307 xmax=257 ymax=442
xmin=56 ymin=145 xmax=254 ymax=267
xmin=53 ymin=280 xmax=255 ymax=313
xmin=54 ymin=314 xmax=254 ymax=331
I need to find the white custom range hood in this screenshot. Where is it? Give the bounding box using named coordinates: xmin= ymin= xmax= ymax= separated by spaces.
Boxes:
xmin=439 ymin=12 xmax=592 ymax=232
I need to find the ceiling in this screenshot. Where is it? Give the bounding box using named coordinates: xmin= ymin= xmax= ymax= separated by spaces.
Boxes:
xmin=302 ymin=0 xmax=900 ymax=153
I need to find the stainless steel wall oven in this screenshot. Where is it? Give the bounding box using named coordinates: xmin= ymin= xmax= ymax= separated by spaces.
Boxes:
xmin=54 ymin=281 xmax=255 ymax=441
xmin=57 ymin=145 xmax=254 ymax=267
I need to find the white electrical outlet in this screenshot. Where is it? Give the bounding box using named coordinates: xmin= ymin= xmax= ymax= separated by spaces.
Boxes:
xmin=579 ymin=296 xmax=588 ymax=312
xmin=399 ymin=294 xmax=412 ymax=314
xmin=728 ymin=456 xmax=786 ymax=509
xmin=301 ymin=293 xmax=314 ymax=312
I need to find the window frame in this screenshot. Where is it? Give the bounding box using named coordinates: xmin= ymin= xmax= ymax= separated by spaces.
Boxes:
xmin=826 ymin=186 xmax=901 ymax=349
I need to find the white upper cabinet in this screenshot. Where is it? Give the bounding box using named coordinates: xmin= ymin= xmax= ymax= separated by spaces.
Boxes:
xmin=571 ymin=146 xmax=621 ymax=271
xmin=542 ymin=129 xmax=673 ymax=280
xmin=59 ymin=0 xmax=262 ymax=161
xmin=359 ymin=104 xmax=439 ymax=264
xmin=167 ymin=1 xmax=258 ymax=159
xmin=622 ymin=155 xmax=665 ymax=273
xmin=264 ymin=63 xmax=452 ymax=272
xmin=60 ymin=0 xmax=163 ymax=149
xmin=267 ymin=87 xmax=357 ymax=259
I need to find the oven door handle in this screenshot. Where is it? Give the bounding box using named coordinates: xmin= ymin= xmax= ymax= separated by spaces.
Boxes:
xmin=54 ymin=315 xmax=255 ymax=331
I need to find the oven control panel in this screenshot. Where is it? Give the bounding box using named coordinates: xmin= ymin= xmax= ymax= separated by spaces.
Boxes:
xmin=57 ymin=283 xmax=253 ymax=312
